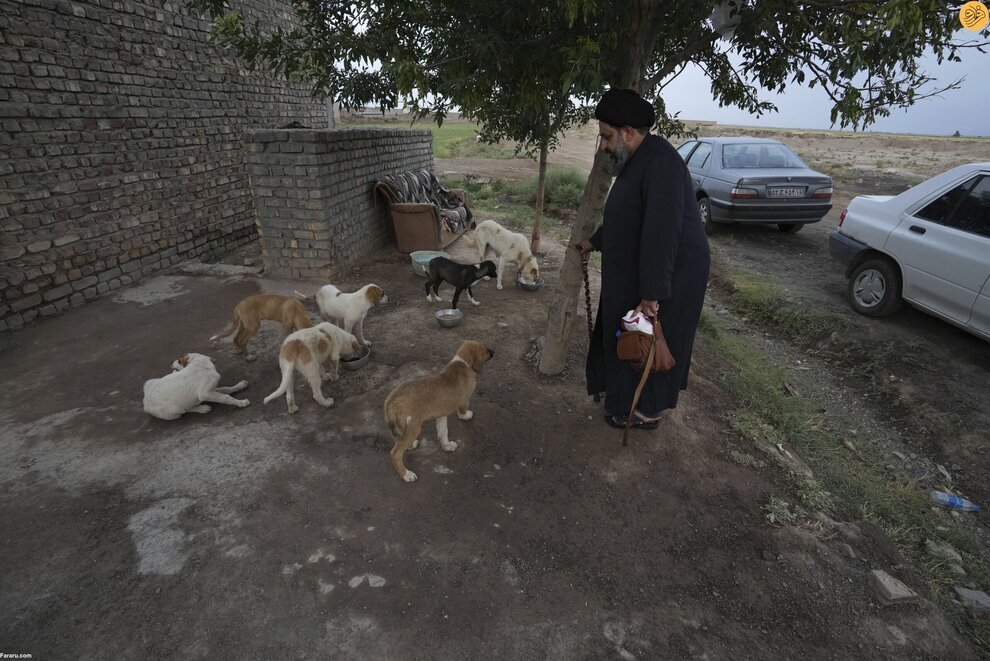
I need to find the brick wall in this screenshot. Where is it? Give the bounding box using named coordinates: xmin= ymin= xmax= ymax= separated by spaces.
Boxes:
xmin=243 ymin=128 xmax=433 ymax=280
xmin=0 ymin=0 xmax=328 ymax=331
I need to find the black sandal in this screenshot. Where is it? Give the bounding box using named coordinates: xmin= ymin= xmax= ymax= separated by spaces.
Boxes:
xmin=604 ymin=414 xmax=658 ymax=430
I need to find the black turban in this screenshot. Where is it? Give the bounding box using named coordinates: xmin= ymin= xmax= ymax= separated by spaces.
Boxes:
xmin=594 ymin=88 xmax=656 ymax=129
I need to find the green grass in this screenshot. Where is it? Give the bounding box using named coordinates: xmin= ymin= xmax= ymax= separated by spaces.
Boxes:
xmin=341 ymin=118 xmax=518 ymax=159
xmin=699 ymin=305 xmax=990 ymax=652
xmin=425 ymin=122 xmax=518 ymax=159
xmin=509 ymin=167 xmax=587 ymax=210
xmin=710 ymin=265 xmax=850 ymax=346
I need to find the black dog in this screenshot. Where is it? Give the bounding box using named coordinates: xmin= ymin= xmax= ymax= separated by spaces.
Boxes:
xmin=425 ymin=257 xmax=497 ymax=309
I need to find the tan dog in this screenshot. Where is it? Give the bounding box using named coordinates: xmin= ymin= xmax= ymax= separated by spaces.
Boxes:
xmin=263 ymin=322 xmax=362 ymax=413
xmin=464 ymin=219 xmax=539 ymax=289
xmin=383 ymin=340 xmax=495 ymax=482
xmin=210 ymin=293 xmax=312 ymax=359
xmin=296 ymin=283 xmax=388 ymax=347
xmin=143 ymin=353 xmax=250 ymax=420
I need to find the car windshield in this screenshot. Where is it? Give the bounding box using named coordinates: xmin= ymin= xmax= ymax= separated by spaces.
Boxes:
xmin=721 ymin=143 xmax=806 ymax=169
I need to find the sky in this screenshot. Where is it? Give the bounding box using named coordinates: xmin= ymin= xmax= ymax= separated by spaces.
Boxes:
xmin=660 ymin=36 xmax=989 ymax=137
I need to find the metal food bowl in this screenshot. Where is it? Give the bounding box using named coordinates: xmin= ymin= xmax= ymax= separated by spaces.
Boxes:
xmin=435 ymin=308 xmax=464 ymax=328
xmin=340 ymin=345 xmax=371 ymax=370
xmin=515 ymin=274 xmax=545 ymax=291
xmin=410 ymin=250 xmax=450 ymax=278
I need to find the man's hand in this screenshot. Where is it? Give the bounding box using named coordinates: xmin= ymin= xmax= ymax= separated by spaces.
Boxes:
xmin=575 ymin=239 xmax=594 ymax=255
xmin=635 ymin=299 xmax=659 ymax=318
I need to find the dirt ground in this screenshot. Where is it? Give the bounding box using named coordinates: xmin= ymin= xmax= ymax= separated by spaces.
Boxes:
xmin=2 ymin=124 xmax=989 ymax=659
xmin=441 ymin=120 xmax=990 ymax=502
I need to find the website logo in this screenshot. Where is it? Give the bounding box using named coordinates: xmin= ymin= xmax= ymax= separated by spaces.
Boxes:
xmin=960 ymin=1 xmax=990 ymax=31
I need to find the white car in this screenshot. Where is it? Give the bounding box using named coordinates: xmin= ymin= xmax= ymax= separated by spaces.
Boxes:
xmin=828 ymin=163 xmax=990 ymax=342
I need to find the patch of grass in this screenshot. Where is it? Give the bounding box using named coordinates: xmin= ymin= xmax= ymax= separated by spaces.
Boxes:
xmin=710 ymin=267 xmax=849 ymax=346
xmin=698 ymin=309 xmax=990 ymax=652
xmin=428 ymin=123 xmax=517 ymax=159
xmin=509 ymin=167 xmax=587 ymax=210
xmin=729 ymin=450 xmax=766 ymax=469
xmin=343 ymin=119 xmax=518 ymax=159
xmin=764 ymin=496 xmax=797 ymax=525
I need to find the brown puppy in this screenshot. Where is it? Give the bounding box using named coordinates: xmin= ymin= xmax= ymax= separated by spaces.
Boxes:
xmin=383 ymin=340 xmax=495 ymax=482
xmin=263 ymin=322 xmax=361 ymax=413
xmin=210 ymin=293 xmax=312 ymax=358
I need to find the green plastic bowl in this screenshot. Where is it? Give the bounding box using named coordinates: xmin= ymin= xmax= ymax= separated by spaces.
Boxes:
xmin=410 ymin=250 xmax=450 ymax=277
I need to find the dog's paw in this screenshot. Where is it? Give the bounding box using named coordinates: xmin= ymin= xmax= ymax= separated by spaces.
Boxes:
xmin=483 ymin=276 xmax=491 ymax=281
xmin=471 ymin=300 xmax=481 ymax=306
xmin=457 ymin=409 xmax=474 ymax=421
xmin=191 ymin=404 xmax=212 ymax=414
xmin=411 ymin=439 xmax=421 ymax=450
xmin=288 ymin=404 xmax=299 ymax=413
xmin=321 ymin=397 xmax=335 ymax=408
xmin=320 ymin=371 xmax=331 ymax=382
xmin=238 ymin=399 xmax=251 ymax=408
xmin=441 ymin=439 xmax=458 ymax=452
xmin=402 ymin=470 xmax=418 ymax=483
xmin=245 ymin=354 xmax=257 ymax=362
xmin=496 ymin=283 xmax=504 ymax=290
xmin=361 ymin=339 xmax=372 ymax=347
xmin=235 ymin=380 xmax=248 ymax=389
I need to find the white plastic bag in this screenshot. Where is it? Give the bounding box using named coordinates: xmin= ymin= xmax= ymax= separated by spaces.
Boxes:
xmin=621 ymin=309 xmax=654 ymax=334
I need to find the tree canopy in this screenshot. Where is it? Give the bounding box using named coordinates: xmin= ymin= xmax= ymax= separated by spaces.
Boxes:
xmin=195 ymin=0 xmax=989 ymax=373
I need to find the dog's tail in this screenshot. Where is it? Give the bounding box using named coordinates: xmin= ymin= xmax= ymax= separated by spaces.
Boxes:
xmin=263 ymin=362 xmax=294 ymax=405
xmin=383 ymin=397 xmax=409 ymax=438
xmin=210 ymin=314 xmax=241 ymax=343
xmin=293 ymin=290 xmax=310 ymax=301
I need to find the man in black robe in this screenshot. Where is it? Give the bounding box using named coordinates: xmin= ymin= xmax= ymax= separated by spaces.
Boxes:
xmin=578 ymin=88 xmax=711 ymax=430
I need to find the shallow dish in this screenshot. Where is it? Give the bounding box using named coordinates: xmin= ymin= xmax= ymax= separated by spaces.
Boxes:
xmin=515 ymin=274 xmax=545 ymax=291
xmin=435 ymin=308 xmax=464 ymax=328
xmin=410 ymin=250 xmax=450 ymax=278
xmin=340 ymin=345 xmax=371 ymax=370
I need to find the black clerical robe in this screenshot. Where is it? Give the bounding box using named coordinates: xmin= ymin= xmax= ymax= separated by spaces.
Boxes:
xmin=586 ymin=134 xmax=711 ymax=416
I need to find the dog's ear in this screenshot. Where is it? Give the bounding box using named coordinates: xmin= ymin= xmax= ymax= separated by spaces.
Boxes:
xmin=351 ymin=340 xmax=361 ymax=353
xmin=178 ymin=354 xmax=191 ymax=367
xmin=366 ymin=285 xmax=383 ymax=305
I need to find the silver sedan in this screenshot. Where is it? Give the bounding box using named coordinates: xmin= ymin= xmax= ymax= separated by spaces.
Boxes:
xmin=676 ymin=137 xmax=833 ymax=234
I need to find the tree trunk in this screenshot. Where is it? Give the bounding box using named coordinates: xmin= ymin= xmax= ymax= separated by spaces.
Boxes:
xmin=539 ymin=0 xmax=657 ymax=375
xmin=538 ymin=148 xmax=612 ymax=374
xmin=531 ymin=140 xmax=548 ymax=254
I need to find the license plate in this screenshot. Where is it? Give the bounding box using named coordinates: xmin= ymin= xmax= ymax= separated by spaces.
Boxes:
xmin=767 ymin=186 xmax=805 ymax=198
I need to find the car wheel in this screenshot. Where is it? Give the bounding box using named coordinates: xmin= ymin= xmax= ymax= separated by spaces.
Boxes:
xmin=848 ymin=258 xmax=904 ymax=317
xmin=777 ymin=223 xmax=802 ymax=233
xmin=699 ymin=197 xmax=718 ymax=235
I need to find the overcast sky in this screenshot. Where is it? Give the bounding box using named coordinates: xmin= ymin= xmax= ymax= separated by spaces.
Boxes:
xmin=660 ymin=38 xmax=988 ymax=137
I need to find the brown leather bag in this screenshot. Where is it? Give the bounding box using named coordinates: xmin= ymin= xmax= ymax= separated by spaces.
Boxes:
xmin=616 ymin=319 xmax=675 ymax=374
xmin=615 ymin=318 xmax=675 ymax=447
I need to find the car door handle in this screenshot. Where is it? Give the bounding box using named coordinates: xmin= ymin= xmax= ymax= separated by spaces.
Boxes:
xmin=909 ymin=225 xmax=926 ymax=235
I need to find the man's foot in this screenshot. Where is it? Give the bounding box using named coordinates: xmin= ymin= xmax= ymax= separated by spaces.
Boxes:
xmin=604 ymin=414 xmax=658 ymax=430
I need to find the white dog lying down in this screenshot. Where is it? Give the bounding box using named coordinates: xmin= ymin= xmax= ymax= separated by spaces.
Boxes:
xmin=463 ymin=219 xmax=539 ymax=289
xmin=143 ymin=353 xmax=250 ymax=420
xmin=295 ymin=283 xmax=388 ymax=347
xmin=263 ymin=322 xmax=362 ymax=413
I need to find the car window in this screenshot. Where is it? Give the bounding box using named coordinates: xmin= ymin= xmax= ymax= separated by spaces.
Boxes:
xmin=914 ymin=176 xmax=976 ymax=224
xmin=944 ymin=176 xmax=990 ymax=238
xmin=686 ymin=142 xmax=712 ymax=170
xmin=721 ymin=143 xmax=806 ymax=169
xmin=676 ymin=141 xmax=698 ymax=161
